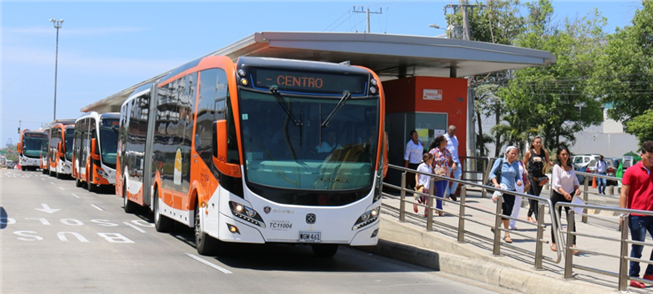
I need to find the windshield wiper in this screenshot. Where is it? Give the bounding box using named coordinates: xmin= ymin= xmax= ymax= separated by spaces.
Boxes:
xmin=270 ymin=87 xmax=302 ymax=127
xmin=321 ymin=91 xmax=351 ymax=128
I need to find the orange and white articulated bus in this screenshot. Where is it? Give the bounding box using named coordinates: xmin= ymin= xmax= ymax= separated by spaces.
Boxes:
xmin=17 ymin=129 xmax=48 ymax=171
xmin=46 ymin=119 xmax=76 ymax=178
xmin=72 ymin=112 xmax=120 ymax=192
xmin=40 ymin=128 xmax=50 ymax=174
xmin=117 ymin=56 xmax=385 ymax=257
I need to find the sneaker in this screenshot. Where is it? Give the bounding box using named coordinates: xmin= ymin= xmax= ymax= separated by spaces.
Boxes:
xmin=643 ymin=274 xmax=653 ymax=281
xmin=630 ymin=280 xmax=646 ymax=289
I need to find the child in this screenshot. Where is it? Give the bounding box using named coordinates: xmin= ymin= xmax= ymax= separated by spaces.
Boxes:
xmin=414 ymin=153 xmax=435 ymax=217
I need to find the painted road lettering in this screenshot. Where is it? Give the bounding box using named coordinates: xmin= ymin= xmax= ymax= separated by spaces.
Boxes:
xmin=6 ymin=217 xmax=151 ymax=243
xmin=13 ymin=231 xmax=134 ymax=243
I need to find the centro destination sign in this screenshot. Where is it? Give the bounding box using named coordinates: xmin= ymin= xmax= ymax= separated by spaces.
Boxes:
xmin=253 ymin=69 xmax=367 ymax=95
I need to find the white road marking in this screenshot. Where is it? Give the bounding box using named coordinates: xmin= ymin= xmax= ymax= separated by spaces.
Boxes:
xmin=50 ymin=182 xmax=55 ymax=185
xmin=91 ymin=204 xmax=105 ymax=211
xmin=123 ymin=222 xmax=147 ymax=233
xmin=71 ymin=194 xmax=80 ymax=199
xmin=184 ymin=253 xmax=233 ymax=274
xmin=35 ymin=204 xmax=60 ymax=214
xmin=59 ymin=187 xmax=65 ymax=191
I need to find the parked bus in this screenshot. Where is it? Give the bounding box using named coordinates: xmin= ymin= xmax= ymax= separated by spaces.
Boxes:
xmin=72 ymin=112 xmax=120 ymax=192
xmin=117 ymin=56 xmax=385 ymax=257
xmin=40 ymin=127 xmax=50 ymax=174
xmin=17 ymin=129 xmax=48 ymax=171
xmin=47 ymin=119 xmax=76 ymax=178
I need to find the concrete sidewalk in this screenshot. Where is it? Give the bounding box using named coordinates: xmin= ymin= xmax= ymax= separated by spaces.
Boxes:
xmin=363 ymin=186 xmax=650 ymax=294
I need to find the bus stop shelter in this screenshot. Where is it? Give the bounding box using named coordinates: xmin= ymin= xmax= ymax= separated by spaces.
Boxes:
xmin=81 ymin=31 xmax=555 ymax=184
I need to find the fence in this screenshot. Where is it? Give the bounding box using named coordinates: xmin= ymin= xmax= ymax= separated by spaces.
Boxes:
xmin=382 ymin=163 xmax=562 ymax=270
xmin=382 ymin=163 xmax=650 ymax=292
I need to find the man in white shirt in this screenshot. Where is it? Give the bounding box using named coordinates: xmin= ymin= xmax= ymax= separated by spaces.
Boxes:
xmin=595 ymin=155 xmax=608 ymax=194
xmin=404 ymin=130 xmax=424 ymax=189
xmin=444 ymin=125 xmax=461 ymax=201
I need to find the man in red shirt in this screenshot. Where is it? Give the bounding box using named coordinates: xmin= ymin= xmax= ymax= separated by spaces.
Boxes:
xmin=620 ymin=141 xmax=653 ymax=289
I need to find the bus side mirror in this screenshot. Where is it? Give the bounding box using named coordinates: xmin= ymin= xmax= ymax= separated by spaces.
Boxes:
xmin=17 ymin=142 xmax=22 ymax=154
xmin=90 ymin=138 xmax=100 ymax=160
xmin=215 ymin=120 xmax=227 ymax=162
xmin=58 ymin=142 xmax=64 ymax=159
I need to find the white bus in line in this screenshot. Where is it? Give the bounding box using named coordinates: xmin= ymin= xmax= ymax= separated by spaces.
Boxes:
xmin=117 ymin=56 xmax=386 ymax=257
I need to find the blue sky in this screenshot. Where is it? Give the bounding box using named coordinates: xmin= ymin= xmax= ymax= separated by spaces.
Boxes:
xmin=0 ymin=0 xmax=644 ymax=147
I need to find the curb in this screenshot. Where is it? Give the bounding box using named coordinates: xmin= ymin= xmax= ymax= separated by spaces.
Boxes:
xmin=360 ymin=216 xmax=613 ymax=294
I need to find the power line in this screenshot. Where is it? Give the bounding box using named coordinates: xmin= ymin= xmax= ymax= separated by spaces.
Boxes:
xmin=323 ymin=8 xmax=351 ymax=31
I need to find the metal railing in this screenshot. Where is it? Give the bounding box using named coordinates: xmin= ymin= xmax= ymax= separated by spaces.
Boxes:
xmin=554 ymin=202 xmax=653 ymax=292
xmin=382 ymin=164 xmax=563 ymax=270
xmin=383 ymin=162 xmax=650 ymax=292
xmin=568 ymin=171 xmax=621 ymax=223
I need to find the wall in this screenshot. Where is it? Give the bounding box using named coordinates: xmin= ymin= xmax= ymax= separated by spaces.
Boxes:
xmin=382 ymin=76 xmax=468 ymax=186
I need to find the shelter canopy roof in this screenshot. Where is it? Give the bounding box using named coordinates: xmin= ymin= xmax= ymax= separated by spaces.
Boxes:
xmin=82 ymin=31 xmax=555 ymax=113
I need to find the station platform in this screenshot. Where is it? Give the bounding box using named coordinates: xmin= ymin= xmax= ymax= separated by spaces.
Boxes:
xmin=362 ymin=185 xmax=651 ymax=294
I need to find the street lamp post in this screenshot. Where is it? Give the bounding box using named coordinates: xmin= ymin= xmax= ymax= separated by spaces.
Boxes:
xmin=50 ymin=18 xmax=63 ymax=121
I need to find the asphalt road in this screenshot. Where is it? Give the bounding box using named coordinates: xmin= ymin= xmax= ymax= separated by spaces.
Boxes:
xmin=1 ymin=168 xmax=508 ymax=294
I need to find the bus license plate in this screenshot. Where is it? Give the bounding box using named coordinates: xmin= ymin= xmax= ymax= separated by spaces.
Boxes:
xmin=299 ymin=231 xmax=321 ymax=243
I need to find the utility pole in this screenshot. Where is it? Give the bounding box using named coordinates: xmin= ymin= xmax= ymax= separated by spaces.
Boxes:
xmin=444 ymin=3 xmax=485 ymax=40
xmin=444 ymin=2 xmax=485 ymax=172
xmin=352 ymin=6 xmax=383 ymax=33
xmin=18 ymin=120 xmax=21 ymax=134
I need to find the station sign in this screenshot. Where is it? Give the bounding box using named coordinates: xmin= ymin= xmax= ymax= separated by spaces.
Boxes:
xmin=253 ymin=69 xmax=367 ymax=95
xmin=423 ymin=89 xmax=443 ymax=101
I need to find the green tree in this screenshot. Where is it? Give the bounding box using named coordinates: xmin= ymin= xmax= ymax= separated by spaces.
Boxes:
xmin=500 ymin=1 xmax=605 ymax=151
xmin=590 ymin=0 xmax=653 ymax=123
xmin=625 ymin=110 xmax=653 ymax=145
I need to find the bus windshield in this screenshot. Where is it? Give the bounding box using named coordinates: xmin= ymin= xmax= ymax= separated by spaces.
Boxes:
xmin=65 ymin=129 xmax=74 ymax=161
xmin=239 ymin=89 xmax=379 ymax=195
xmin=100 ymin=122 xmax=119 ymax=168
xmin=23 ymin=133 xmax=47 ymax=158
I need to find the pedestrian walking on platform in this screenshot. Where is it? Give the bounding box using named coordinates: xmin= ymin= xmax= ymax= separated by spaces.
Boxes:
xmin=510 ymin=151 xmax=530 ymax=230
xmin=404 ymin=130 xmax=424 ymax=190
xmin=523 ymin=136 xmax=553 ymax=223
xmin=489 ymin=146 xmax=523 ymax=243
xmin=549 ymin=146 xmax=580 ymax=254
xmin=595 ymin=155 xmax=608 ymax=194
xmin=619 ymin=141 xmax=653 ymax=289
xmin=428 ymin=135 xmax=451 ymax=216
xmin=444 ymin=125 xmax=461 ymax=201
xmin=414 ymin=153 xmax=434 ymax=217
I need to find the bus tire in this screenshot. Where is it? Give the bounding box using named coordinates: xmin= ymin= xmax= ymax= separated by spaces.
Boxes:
xmin=194 ymin=200 xmax=221 ymax=256
xmin=154 ymin=188 xmax=173 ymax=232
xmin=311 ymin=244 xmax=339 ymax=258
xmin=123 ymin=183 xmax=136 ymax=213
xmin=75 ymin=178 xmax=82 ymax=187
xmin=21 ymin=166 xmax=25 ymax=171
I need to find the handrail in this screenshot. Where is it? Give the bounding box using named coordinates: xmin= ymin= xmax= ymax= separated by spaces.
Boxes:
xmin=554 ymin=202 xmax=653 ymax=291
xmin=383 ymin=163 xmax=562 ymax=269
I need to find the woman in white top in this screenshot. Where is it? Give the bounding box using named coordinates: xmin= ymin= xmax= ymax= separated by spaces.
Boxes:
xmin=414 ymin=153 xmax=434 ymax=217
xmin=404 ymin=130 xmax=424 ymax=189
xmin=550 ymin=146 xmax=581 ymax=254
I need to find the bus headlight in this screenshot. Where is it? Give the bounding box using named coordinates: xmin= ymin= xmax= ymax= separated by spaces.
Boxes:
xmin=352 ymin=206 xmax=380 ymax=230
xmin=229 ymin=201 xmax=265 ymax=228
xmin=96 ymin=169 xmax=108 ymax=179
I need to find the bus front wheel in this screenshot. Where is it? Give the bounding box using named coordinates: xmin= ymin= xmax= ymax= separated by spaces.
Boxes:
xmin=153 ymin=188 xmax=173 ymax=232
xmin=311 ymin=244 xmax=339 ymax=258
xmin=194 ymin=201 xmax=221 ymax=256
